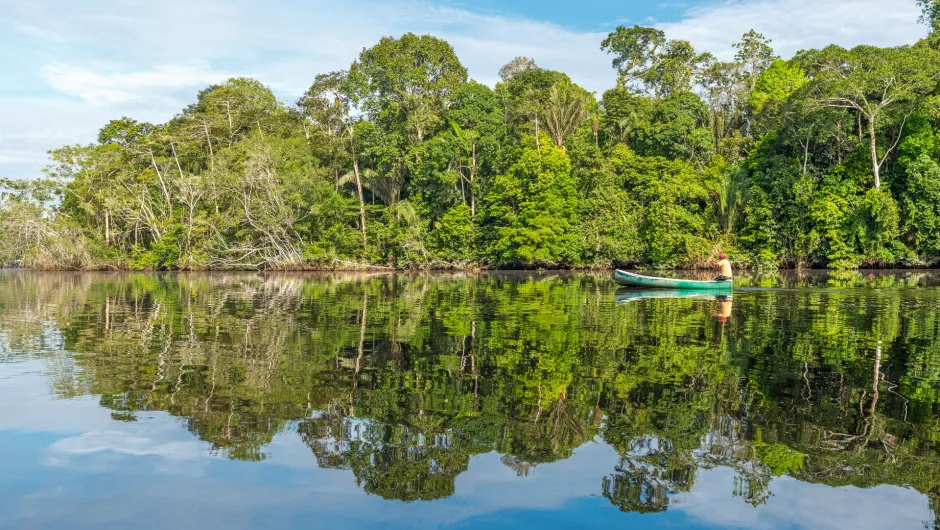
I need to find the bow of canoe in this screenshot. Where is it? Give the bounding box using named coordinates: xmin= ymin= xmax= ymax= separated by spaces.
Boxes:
xmin=613 ymin=269 xmax=732 ymax=290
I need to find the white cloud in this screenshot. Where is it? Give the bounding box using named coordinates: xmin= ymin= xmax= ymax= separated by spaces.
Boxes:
xmin=40 ymin=63 xmax=237 ymax=103
xmin=13 ymin=23 xmax=65 ymax=43
xmin=46 ymin=431 xmax=208 ymax=461
xmin=0 ymin=0 xmax=927 ymax=179
xmin=660 ymin=0 xmax=924 ymax=60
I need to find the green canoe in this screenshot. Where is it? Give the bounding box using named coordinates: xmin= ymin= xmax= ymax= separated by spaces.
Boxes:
xmin=613 ymin=270 xmax=732 ymax=291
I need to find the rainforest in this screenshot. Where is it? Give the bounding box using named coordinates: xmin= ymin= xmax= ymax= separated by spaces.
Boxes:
xmin=4 ymin=7 xmax=940 ymax=270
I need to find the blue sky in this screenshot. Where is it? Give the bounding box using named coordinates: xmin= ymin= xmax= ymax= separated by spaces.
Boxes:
xmin=0 ymin=0 xmax=927 ymax=180
xmin=436 ymin=0 xmax=700 ymax=30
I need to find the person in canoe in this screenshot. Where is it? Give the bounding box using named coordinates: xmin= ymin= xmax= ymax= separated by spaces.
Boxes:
xmin=713 ymin=253 xmax=732 ymax=282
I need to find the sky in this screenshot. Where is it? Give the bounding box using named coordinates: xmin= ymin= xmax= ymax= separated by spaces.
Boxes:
xmin=0 ymin=0 xmax=928 ymax=180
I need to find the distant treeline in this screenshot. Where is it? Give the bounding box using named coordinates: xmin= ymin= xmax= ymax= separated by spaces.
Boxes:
xmin=4 ymin=5 xmax=940 ymax=270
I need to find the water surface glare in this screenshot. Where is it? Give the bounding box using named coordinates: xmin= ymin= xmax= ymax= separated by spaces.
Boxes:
xmin=1 ymin=270 xmax=939 ymax=529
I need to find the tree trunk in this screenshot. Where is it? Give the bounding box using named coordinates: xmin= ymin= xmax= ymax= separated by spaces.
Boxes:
xmin=470 ymin=143 xmax=476 ymax=223
xmin=352 ymin=159 xmax=368 ymax=247
xmin=868 ymin=118 xmax=881 ymax=190
xmin=170 ymin=143 xmax=185 ymax=179
xmin=351 ymin=289 xmax=367 ymax=417
xmin=801 ymin=128 xmax=812 ymax=175
xmin=149 ymin=150 xmax=173 ymax=214
xmin=355 ymin=290 xmax=367 ymax=377
xmin=871 ymin=345 xmax=882 ymax=416
xmin=534 ymin=117 xmax=540 ymax=150
xmin=203 ymin=119 xmax=214 ymax=168
xmin=225 ymin=100 xmax=233 ymax=142
xmin=835 ymin=120 xmax=843 ymax=164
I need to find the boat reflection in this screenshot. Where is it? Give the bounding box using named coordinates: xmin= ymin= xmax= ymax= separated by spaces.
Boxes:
xmin=615 ymin=288 xmax=733 ymax=322
xmin=615 ymin=288 xmax=733 ymax=303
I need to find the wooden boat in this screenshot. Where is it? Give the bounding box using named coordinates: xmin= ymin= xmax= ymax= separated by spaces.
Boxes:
xmin=613 ymin=270 xmax=732 ymax=291
xmin=615 ymin=288 xmax=732 ymax=303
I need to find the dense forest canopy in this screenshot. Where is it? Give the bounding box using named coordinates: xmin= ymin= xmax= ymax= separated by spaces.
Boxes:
xmin=4 ymin=7 xmax=940 ymax=270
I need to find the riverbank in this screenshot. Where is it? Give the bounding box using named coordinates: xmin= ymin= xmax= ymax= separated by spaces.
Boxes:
xmin=4 ymin=260 xmax=940 ymax=273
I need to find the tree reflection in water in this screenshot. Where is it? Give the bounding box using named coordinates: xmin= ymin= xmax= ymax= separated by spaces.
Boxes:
xmin=1 ymin=270 xmax=939 ymax=521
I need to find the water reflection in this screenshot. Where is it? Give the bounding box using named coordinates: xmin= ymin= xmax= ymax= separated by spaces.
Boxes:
xmin=1 ymin=270 xmax=939 ymax=528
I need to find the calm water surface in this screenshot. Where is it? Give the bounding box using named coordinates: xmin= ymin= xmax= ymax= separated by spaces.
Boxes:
xmin=1 ymin=270 xmax=939 ymax=529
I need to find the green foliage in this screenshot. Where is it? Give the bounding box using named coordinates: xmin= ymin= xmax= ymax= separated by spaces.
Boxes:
xmin=5 ymin=24 xmax=940 ymax=270
xmin=755 ymin=443 xmax=807 ymax=476
xmin=482 ymin=137 xmax=580 ymax=266
xmin=131 ymin=229 xmax=181 ymax=270
xmin=608 ymin=145 xmax=715 ymax=266
xmin=750 ymin=60 xmax=808 ymax=113
xmin=350 ymin=33 xmax=468 ymax=143
xmin=601 ymin=25 xmax=712 ymax=96
xmin=430 ymin=203 xmax=474 ymax=262
xmin=634 ymin=91 xmax=715 ymax=161
xmin=899 ymin=154 xmax=940 ymax=255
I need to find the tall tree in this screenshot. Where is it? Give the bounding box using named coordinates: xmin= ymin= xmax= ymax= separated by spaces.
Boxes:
xmin=734 ymin=30 xmax=777 ymax=93
xmin=806 ymin=44 xmax=940 ymax=189
xmin=499 ymin=57 xmax=538 ymax=82
xmin=700 ymin=61 xmax=748 ymax=141
xmin=918 ymin=0 xmax=940 ymax=33
xmin=350 ymin=33 xmax=468 ymax=143
xmin=601 ymin=26 xmax=711 ymax=96
xmin=300 ymin=71 xmax=369 ymax=247
xmin=544 ymin=79 xmax=594 ymax=149
xmin=482 ymin=137 xmax=580 ymax=266
xmin=601 ymin=26 xmax=666 ymax=91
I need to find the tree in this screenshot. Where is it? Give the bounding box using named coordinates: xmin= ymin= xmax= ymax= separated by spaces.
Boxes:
xmin=300 ymin=71 xmax=369 ymax=248
xmin=918 ymin=0 xmax=940 ymax=33
xmin=647 ymin=39 xmax=712 ymax=97
xmin=186 ymin=78 xmax=281 ymax=148
xmin=499 ymin=56 xmax=537 ymax=82
xmin=734 ymin=30 xmax=776 ymax=93
xmin=749 ymin=60 xmax=809 ymax=114
xmin=97 ymin=118 xmax=156 ymax=147
xmin=443 ymin=81 xmax=503 ymax=223
xmin=601 ymin=26 xmax=666 ymax=91
xmin=700 ymin=61 xmax=748 ymax=141
xmin=496 ymin=67 xmax=567 ymax=144
xmin=482 ymin=137 xmax=580 ymax=266
xmin=350 ymin=33 xmax=468 ymax=143
xmin=544 ymin=78 xmax=594 ymax=148
xmin=806 ymin=44 xmax=940 ymax=189
xmin=633 ymin=91 xmax=715 ymax=161
xmin=601 ymin=26 xmax=711 ymax=96
xmin=600 ymin=88 xmax=652 ymax=146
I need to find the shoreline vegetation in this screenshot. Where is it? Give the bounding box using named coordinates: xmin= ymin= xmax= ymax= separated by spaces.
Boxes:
xmin=5 ymin=263 xmax=940 ymax=272
xmin=5 ymin=6 xmax=940 ymax=271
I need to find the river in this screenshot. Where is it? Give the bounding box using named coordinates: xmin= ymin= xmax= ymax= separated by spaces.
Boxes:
xmin=1 ymin=270 xmax=938 ymax=529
